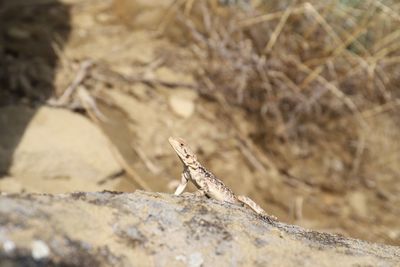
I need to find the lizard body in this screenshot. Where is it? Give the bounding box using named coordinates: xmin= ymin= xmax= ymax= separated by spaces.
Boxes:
xmin=169 ymin=137 xmax=275 ymax=217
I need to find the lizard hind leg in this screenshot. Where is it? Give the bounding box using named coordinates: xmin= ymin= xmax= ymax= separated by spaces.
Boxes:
xmin=194 ymin=189 xmax=207 ymax=197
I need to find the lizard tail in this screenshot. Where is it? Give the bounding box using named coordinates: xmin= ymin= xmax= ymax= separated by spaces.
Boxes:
xmin=237 ymin=195 xmax=278 ymax=220
xmin=237 ymin=195 xmax=265 ymax=214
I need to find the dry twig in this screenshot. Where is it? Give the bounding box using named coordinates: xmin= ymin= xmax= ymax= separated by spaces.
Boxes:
xmin=54 ymin=60 xmax=93 ymax=106
xmin=82 ymin=97 xmax=152 ymax=191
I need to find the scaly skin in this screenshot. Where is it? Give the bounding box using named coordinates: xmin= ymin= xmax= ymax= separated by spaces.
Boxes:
xmin=169 ymin=136 xmax=276 ymax=219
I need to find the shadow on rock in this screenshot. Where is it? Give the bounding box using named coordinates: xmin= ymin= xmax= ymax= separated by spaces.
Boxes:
xmin=0 ymin=0 xmax=71 ymax=175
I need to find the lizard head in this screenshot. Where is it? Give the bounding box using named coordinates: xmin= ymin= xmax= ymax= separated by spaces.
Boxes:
xmin=168 ymin=137 xmax=198 ymax=168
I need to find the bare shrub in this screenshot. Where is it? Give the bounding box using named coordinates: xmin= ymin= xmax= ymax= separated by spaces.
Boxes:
xmin=167 ymin=0 xmax=399 ymax=136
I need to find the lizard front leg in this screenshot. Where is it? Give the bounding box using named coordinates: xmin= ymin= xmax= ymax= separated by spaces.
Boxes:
xmin=174 ymin=170 xmax=190 ymax=196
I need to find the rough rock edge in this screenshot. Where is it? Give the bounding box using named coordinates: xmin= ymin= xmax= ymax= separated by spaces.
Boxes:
xmin=0 ymin=191 xmax=399 ymax=267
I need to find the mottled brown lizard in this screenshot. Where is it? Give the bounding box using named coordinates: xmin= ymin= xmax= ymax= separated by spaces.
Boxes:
xmin=169 ymin=137 xmax=277 ymax=220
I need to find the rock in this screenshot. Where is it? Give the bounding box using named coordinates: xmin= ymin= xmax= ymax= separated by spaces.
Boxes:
xmin=0 ymin=191 xmax=398 ymax=266
xmin=31 ymin=240 xmax=50 ymax=260
xmin=0 ymin=176 xmax=23 ymax=193
xmin=169 ymin=92 xmax=196 ymax=118
xmin=0 ymin=106 xmax=121 ymax=193
xmin=112 ymin=0 xmax=175 ymax=29
xmin=347 ymin=191 xmax=368 ymax=219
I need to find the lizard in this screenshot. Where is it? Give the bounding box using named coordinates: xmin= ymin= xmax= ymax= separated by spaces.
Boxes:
xmin=169 ymin=136 xmax=277 ymax=220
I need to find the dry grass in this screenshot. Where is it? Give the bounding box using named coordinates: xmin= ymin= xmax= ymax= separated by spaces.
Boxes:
xmin=164 ymin=0 xmax=400 ymax=175
xmin=165 ymin=1 xmax=400 ymax=129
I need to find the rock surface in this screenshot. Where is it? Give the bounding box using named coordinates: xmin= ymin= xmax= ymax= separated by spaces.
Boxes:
xmin=0 ymin=106 xmax=122 ymax=193
xmin=0 ymin=191 xmax=398 ymax=267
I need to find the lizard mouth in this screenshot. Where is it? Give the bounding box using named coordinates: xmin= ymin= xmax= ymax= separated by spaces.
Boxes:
xmin=168 ymin=137 xmax=177 ymax=148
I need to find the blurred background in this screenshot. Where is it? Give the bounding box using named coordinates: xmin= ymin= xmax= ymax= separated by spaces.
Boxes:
xmin=0 ymin=0 xmax=399 ymax=246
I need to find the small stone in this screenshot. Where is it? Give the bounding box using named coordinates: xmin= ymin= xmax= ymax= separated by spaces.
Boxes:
xmin=387 ymin=230 xmax=400 ymax=240
xmin=175 ymin=255 xmax=186 ymax=262
xmin=330 ymin=158 xmax=344 ymax=172
xmin=3 ymin=240 xmax=16 ymax=254
xmin=188 ymin=252 xmax=204 ymax=267
xmin=31 ymin=240 xmax=50 ymax=260
xmin=96 ymin=13 xmax=112 ymax=23
xmin=347 ymin=191 xmax=368 ymax=218
xmin=169 ymin=94 xmax=196 ymax=118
